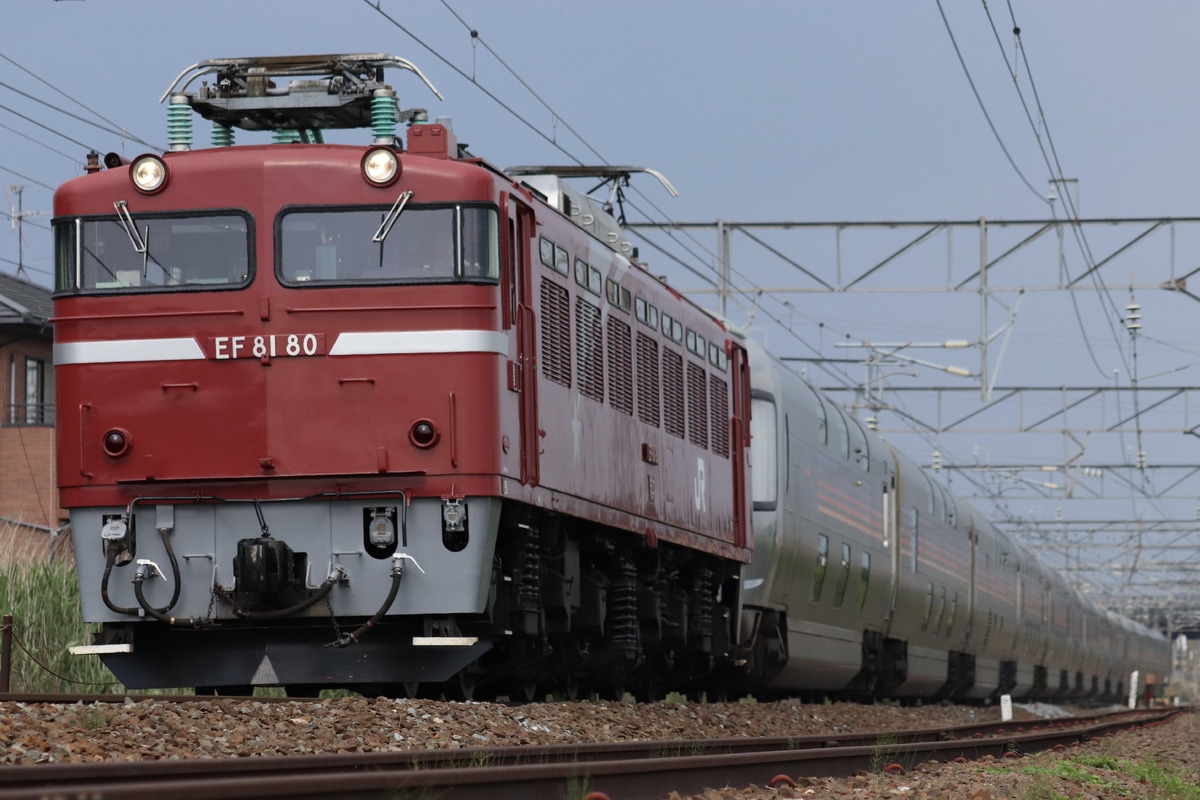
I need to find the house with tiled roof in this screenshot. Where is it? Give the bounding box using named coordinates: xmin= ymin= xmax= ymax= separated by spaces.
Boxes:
xmin=0 ymin=273 xmax=65 ymax=562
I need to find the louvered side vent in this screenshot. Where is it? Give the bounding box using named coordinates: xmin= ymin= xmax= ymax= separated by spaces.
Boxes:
xmin=636 ymin=332 xmax=660 ymax=427
xmin=710 ymin=375 xmax=729 ymax=458
xmin=687 ymin=362 xmax=709 ymax=449
xmin=539 ymin=279 xmax=572 ymax=386
xmin=662 ymin=349 xmax=685 ymax=438
xmin=575 ymin=297 xmax=604 ymax=402
xmin=606 ymin=316 xmax=633 ymax=415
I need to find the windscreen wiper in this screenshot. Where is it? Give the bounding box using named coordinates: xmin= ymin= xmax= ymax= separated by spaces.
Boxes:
xmin=113 ymin=200 xmax=150 ymax=277
xmin=372 ymin=189 xmax=413 ymax=244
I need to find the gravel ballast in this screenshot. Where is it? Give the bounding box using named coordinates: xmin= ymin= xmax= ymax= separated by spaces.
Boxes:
xmin=0 ymin=696 xmax=1192 ymax=798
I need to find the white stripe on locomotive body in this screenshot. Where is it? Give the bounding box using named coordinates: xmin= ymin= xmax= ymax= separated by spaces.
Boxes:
xmin=54 ymin=338 xmax=206 ymax=365
xmin=54 ymin=330 xmax=511 ymax=364
xmin=327 ymin=330 xmax=510 ymax=357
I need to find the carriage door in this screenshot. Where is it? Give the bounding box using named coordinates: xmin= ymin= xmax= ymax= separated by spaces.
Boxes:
xmin=506 ymin=195 xmax=539 ymax=485
xmin=881 ymin=445 xmax=902 ymax=630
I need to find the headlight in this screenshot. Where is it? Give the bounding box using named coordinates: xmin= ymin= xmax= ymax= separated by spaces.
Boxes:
xmin=130 ymin=155 xmax=168 ymax=194
xmin=362 ymin=147 xmax=400 ymax=186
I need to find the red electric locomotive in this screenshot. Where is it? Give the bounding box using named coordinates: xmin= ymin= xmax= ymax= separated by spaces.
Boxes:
xmin=54 ymin=55 xmax=753 ymax=697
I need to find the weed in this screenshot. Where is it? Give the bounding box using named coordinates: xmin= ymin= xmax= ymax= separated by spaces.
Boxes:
xmin=869 ymin=733 xmax=902 ymax=774
xmin=990 ymin=754 xmax=1200 ymax=800
xmin=564 ymin=773 xmax=591 ymax=800
xmin=77 ymin=707 xmax=110 ymax=731
xmin=1124 ymin=758 xmax=1200 ymax=800
xmin=1015 ymin=773 xmax=1071 ymax=800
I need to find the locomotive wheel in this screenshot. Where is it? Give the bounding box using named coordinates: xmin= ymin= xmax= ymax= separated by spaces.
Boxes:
xmin=448 ymin=672 xmax=479 ymax=702
xmin=512 ymin=680 xmax=539 ymax=704
xmin=600 ymin=685 xmax=628 ymax=702
xmin=564 ymin=675 xmax=584 ymax=701
xmin=634 ymin=680 xmax=661 ymax=703
xmin=402 ymin=682 xmax=421 ymax=699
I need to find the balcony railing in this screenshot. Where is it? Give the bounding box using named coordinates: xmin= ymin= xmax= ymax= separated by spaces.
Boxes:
xmin=4 ymin=404 xmax=55 ymax=426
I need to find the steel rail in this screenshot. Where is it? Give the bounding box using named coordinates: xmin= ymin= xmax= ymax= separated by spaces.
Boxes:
xmin=0 ymin=707 xmax=1180 ymax=799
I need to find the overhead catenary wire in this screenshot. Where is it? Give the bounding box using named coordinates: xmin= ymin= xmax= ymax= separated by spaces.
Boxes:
xmin=979 ymin=3 xmax=1161 ymax=559
xmin=0 ymin=100 xmax=100 ymax=154
xmin=0 ymin=165 xmax=55 ymax=193
xmin=0 ymin=80 xmax=162 ymax=153
xmin=934 ymin=0 xmax=1048 ymax=204
xmin=0 ymin=120 xmax=83 ymax=165
xmin=979 ymin=1 xmax=1133 ymax=381
xmin=434 ymin=0 xmax=607 ymax=164
xmin=0 ymin=51 xmax=162 ymax=152
xmin=361 ymin=0 xmax=584 ymax=168
xmin=372 ymin=0 xmax=744 ymax=328
xmin=364 ymin=0 xmax=868 ymax=394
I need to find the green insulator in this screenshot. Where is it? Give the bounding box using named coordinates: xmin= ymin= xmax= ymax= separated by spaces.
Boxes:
xmin=311 ymin=129 xmax=325 ymax=144
xmin=166 ymin=95 xmax=193 ymax=151
xmin=371 ymin=90 xmax=398 ymax=144
xmin=273 ymin=129 xmax=301 ymax=144
xmin=211 ymin=124 xmax=234 ymax=148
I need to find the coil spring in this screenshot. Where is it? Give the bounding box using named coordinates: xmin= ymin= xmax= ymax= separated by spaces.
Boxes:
xmin=211 ymin=124 xmax=234 ymax=148
xmin=517 ymin=526 xmax=540 ymax=608
xmin=607 ymin=557 xmax=639 ymax=650
xmin=693 ymin=567 xmax=714 ymax=636
xmin=166 ymin=96 xmax=193 ymax=151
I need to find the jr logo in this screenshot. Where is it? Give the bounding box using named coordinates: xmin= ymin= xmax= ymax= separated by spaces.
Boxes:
xmin=693 ymin=457 xmax=707 ymax=512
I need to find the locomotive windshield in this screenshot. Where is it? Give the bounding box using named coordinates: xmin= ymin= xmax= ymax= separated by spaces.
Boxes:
xmin=277 ymin=205 xmax=498 ymax=285
xmin=54 ymin=212 xmax=251 ymax=293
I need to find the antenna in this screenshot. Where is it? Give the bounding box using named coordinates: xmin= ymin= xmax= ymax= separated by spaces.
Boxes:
xmin=6 ymin=185 xmax=45 ymax=281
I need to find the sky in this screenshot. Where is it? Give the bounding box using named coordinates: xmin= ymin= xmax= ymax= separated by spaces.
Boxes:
xmin=6 ymin=0 xmax=1200 ymax=619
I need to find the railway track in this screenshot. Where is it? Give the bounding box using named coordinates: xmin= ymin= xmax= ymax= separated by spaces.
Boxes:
xmin=0 ymin=706 xmax=1180 ymax=799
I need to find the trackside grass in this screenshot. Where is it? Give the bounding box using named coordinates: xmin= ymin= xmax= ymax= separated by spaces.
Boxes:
xmin=0 ymin=557 xmax=119 ymax=693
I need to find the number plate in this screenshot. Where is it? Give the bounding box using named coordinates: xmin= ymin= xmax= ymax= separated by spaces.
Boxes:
xmin=206 ymin=334 xmax=327 ymax=360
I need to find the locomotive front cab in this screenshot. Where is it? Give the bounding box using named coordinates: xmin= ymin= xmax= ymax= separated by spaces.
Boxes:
xmin=52 ymin=55 xmax=529 ymax=691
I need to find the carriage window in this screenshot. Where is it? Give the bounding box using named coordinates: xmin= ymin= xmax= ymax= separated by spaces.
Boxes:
xmin=832 ymin=543 xmax=851 ymax=609
xmin=811 ymin=534 xmax=828 ymax=603
xmin=906 ymin=506 xmax=919 ymax=572
xmin=277 ymin=205 xmax=497 ymax=285
xmin=855 ymin=553 xmax=870 ymax=612
xmin=827 ymin=402 xmax=849 ymax=459
xmin=58 ymin=212 xmax=251 ymax=292
xmin=750 ymin=393 xmax=777 ymax=509
xmin=798 ymin=382 xmax=827 ymax=445
xmin=921 ymin=582 xmax=934 ymax=630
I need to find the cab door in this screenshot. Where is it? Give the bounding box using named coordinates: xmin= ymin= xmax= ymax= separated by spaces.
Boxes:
xmin=730 ymin=342 xmax=751 ymax=551
xmin=505 ymin=194 xmax=539 ymax=486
